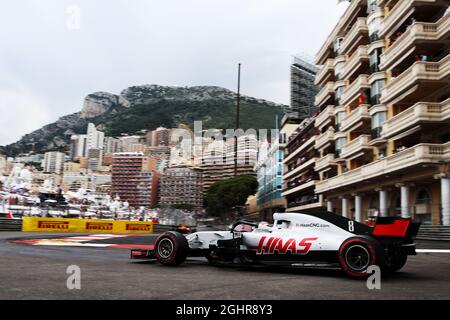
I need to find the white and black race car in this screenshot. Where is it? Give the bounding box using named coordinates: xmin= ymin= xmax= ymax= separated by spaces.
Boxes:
xmin=131 ymin=211 xmax=420 ymax=278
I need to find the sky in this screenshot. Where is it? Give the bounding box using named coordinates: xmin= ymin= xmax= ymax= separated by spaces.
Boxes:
xmin=0 ymin=0 xmax=348 ymax=146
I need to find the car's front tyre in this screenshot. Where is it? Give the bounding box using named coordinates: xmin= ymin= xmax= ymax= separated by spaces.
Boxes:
xmin=155 ymin=231 xmax=189 ymax=266
xmin=338 ymin=236 xmax=384 ymax=278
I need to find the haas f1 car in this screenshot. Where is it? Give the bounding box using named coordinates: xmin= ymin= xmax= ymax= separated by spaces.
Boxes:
xmin=131 ymin=211 xmax=420 ymax=278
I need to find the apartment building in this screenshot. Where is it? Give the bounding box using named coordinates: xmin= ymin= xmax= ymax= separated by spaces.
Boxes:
xmin=70 ymin=123 xmax=105 ymax=160
xmin=200 ymin=134 xmax=258 ymax=194
xmin=313 ymin=0 xmax=449 ymax=225
xmin=159 ymin=165 xmax=203 ymax=211
xmin=255 ymin=115 xmax=302 ymax=220
xmin=43 ymin=151 xmax=65 ymax=174
xmin=104 ymin=137 xmax=122 ymax=154
xmin=111 ymin=152 xmax=160 ymax=208
xmin=87 ymin=148 xmax=103 ymax=171
xmin=282 ymin=116 xmax=324 ymax=212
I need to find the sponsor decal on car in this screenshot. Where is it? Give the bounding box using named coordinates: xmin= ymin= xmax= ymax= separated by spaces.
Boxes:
xmin=256 ymin=236 xmax=318 ymax=255
xmin=296 ymin=223 xmax=330 ymax=228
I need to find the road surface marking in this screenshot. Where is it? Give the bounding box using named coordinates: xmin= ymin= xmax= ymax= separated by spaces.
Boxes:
xmin=417 ymin=249 xmax=450 ymax=253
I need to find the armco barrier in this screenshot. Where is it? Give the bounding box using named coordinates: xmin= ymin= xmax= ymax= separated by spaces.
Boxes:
xmin=22 ymin=217 xmax=153 ymax=234
xmin=0 ymin=218 xmax=22 ymax=231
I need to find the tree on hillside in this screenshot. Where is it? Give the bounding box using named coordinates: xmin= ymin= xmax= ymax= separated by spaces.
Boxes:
xmin=205 ymin=175 xmax=258 ymax=220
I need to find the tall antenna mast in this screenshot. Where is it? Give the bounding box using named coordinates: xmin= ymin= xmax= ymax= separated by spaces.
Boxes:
xmin=234 ymin=63 xmax=241 ymax=177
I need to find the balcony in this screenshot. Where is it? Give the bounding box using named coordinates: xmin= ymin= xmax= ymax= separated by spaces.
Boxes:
xmin=315 ymin=105 xmax=335 ymax=129
xmin=340 ymin=45 xmax=370 ymax=80
xmin=340 ymin=75 xmax=370 ymax=106
xmin=340 ymin=134 xmax=372 ymax=159
xmin=340 ymin=105 xmax=371 ymax=132
xmin=315 ymin=59 xmax=335 ymax=85
xmin=379 ymin=0 xmax=446 ymax=38
xmin=381 ymin=54 xmax=450 ymax=105
xmin=282 ymin=180 xmax=317 ymax=197
xmin=380 ymin=13 xmax=450 ymax=70
xmin=286 ymin=201 xmax=324 ymax=212
xmin=339 ymin=18 xmax=369 ymax=56
xmin=284 ymin=136 xmax=316 ymax=163
xmin=315 ymin=154 xmax=337 ymax=172
xmin=382 ymin=98 xmax=450 ymax=138
xmin=315 ymin=0 xmax=366 ymax=64
xmin=284 ymin=158 xmax=318 ymax=180
xmin=315 ymin=129 xmax=335 ymax=150
xmin=315 ymin=82 xmax=335 ymax=108
xmin=316 ymin=142 xmax=450 ymax=193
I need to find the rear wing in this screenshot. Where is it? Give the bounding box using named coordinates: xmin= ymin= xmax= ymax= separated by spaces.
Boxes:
xmin=371 ymin=217 xmax=420 ymax=239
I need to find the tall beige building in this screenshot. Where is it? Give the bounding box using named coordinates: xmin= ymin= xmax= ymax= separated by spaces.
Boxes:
xmin=312 ymin=0 xmax=449 ymax=225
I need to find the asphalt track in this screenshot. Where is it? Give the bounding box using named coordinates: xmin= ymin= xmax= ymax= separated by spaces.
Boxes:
xmin=1 ymin=231 xmax=450 ymax=300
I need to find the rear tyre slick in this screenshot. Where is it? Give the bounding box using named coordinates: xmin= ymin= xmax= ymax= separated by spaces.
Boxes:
xmin=339 ymin=236 xmax=384 ymax=278
xmin=155 ymin=231 xmax=188 ymax=266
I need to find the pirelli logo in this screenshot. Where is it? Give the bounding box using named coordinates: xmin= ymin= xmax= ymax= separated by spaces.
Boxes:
xmin=125 ymin=224 xmax=152 ymax=231
xmin=86 ymin=222 xmax=113 ymax=231
xmin=37 ymin=221 xmax=69 ymax=229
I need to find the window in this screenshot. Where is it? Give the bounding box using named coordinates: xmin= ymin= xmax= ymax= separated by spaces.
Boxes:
xmin=368 ymin=16 xmax=382 ymax=42
xmin=371 ymin=112 xmax=386 ymax=139
xmin=334 ymin=37 xmax=344 ymax=55
xmin=369 ymin=49 xmax=382 ymax=73
xmin=370 ymin=79 xmax=385 ymax=105
xmin=335 ymin=111 xmax=346 ymax=131
xmin=335 ymin=137 xmax=347 ymax=157
xmin=335 ymin=62 xmax=344 ymax=80
xmin=335 ymin=86 xmax=345 ymax=105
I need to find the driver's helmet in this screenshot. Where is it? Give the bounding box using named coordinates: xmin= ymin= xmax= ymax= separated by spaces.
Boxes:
xmin=258 ymin=221 xmax=271 ymax=230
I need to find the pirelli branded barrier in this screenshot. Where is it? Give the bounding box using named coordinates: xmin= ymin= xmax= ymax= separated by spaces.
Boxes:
xmin=22 ymin=217 xmax=153 ymax=234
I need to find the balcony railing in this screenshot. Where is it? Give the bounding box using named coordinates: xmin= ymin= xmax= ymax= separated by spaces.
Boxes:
xmin=284 ymin=158 xmax=318 ymax=180
xmin=315 ymin=59 xmax=335 ymax=85
xmin=340 ymin=17 xmax=369 ymax=55
xmin=340 ymin=134 xmax=372 ymax=159
xmin=340 ymin=105 xmax=371 ymax=131
xmin=382 ymin=98 xmax=450 ymax=138
xmin=341 ymin=75 xmax=370 ymax=106
xmin=282 ymin=180 xmax=317 ymax=197
xmin=315 ymin=82 xmax=335 ymax=107
xmin=316 ymin=142 xmax=450 ymax=193
xmin=315 ymin=105 xmax=335 ymax=129
xmin=315 ymin=129 xmax=335 ymax=150
xmin=380 ymin=13 xmax=450 ymax=70
xmin=315 ymin=154 xmax=337 ymax=172
xmin=379 ymin=0 xmax=438 ymax=38
xmin=381 ymin=54 xmax=450 ymax=104
xmin=284 ymin=136 xmax=316 ymax=163
xmin=340 ymin=45 xmax=369 ymax=80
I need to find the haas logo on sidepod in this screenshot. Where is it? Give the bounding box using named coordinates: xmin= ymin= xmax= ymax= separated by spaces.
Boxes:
xmin=256 ymin=236 xmax=318 ymax=255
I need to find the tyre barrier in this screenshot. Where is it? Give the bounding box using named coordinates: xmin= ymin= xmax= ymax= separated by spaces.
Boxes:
xmin=0 ymin=218 xmax=22 ymax=231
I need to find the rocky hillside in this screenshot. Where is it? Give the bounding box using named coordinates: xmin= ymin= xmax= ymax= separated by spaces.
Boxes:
xmin=3 ymin=85 xmax=286 ymax=156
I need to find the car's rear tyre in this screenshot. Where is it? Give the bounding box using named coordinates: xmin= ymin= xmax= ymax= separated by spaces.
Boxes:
xmin=338 ymin=236 xmax=384 ymax=278
xmin=384 ymin=251 xmax=407 ymax=274
xmin=155 ymin=231 xmax=188 ymax=266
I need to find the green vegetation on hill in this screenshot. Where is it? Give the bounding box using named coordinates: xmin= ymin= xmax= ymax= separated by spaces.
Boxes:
xmin=3 ymin=85 xmax=286 ymax=156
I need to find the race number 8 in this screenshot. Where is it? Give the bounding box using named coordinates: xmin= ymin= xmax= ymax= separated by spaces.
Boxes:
xmin=348 ymin=221 xmax=354 ymax=232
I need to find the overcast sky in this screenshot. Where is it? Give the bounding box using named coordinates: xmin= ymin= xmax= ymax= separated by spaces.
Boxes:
xmin=0 ymin=0 xmax=348 ymax=146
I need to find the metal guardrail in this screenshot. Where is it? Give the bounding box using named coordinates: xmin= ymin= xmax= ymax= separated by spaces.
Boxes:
xmin=0 ymin=218 xmax=22 ymax=231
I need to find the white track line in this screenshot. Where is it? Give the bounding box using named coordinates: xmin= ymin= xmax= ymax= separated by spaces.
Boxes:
xmin=417 ymin=249 xmax=450 ymax=253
